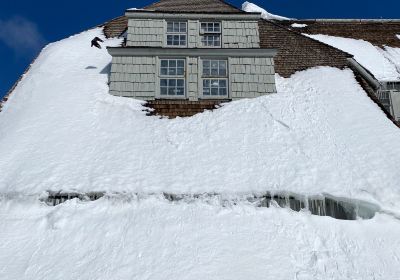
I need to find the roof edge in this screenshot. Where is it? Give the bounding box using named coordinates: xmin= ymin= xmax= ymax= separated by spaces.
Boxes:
xmin=125 ymin=10 xmax=261 ymax=20
xmin=107 ymin=47 xmax=277 ymax=57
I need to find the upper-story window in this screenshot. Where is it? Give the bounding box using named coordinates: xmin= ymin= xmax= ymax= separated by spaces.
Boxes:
xmin=166 ymin=21 xmax=187 ymax=46
xmin=200 ymin=22 xmax=221 ymax=47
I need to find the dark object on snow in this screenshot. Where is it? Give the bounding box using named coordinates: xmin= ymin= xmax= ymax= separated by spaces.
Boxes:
xmin=91 ymin=37 xmax=104 ymax=49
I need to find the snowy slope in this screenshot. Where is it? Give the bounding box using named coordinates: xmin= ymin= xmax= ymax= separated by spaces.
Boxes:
xmin=306 ymin=34 xmax=400 ymax=81
xmin=1 ymin=28 xmax=400 ymax=209
xmin=1 ymin=27 xmax=400 ymax=279
xmin=1 ymin=197 xmax=400 ymax=280
xmin=242 ymin=1 xmax=290 ymax=20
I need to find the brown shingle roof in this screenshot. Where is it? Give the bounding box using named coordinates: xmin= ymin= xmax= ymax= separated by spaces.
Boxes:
xmin=258 ymin=20 xmax=352 ymax=78
xmin=278 ymin=20 xmax=400 ymax=48
xmin=143 ymin=0 xmax=242 ymax=13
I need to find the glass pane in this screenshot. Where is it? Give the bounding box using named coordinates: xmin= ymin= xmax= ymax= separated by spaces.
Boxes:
xmin=177 ymin=60 xmax=184 ymax=67
xmin=169 ymin=60 xmax=176 ymax=67
xmin=214 ymin=23 xmax=221 ymax=32
xmin=160 ymin=87 xmax=168 ymax=95
xmin=167 ymin=35 xmax=173 ymax=45
xmin=167 ymin=22 xmax=173 ymax=32
xmin=177 ymin=79 xmax=184 ymax=87
xmin=211 ymin=61 xmax=218 ymax=69
xmin=161 ymin=60 xmax=168 ymax=67
xmin=203 ymin=60 xmax=210 ymax=68
xmin=177 ymin=68 xmax=184 ymax=76
xmin=180 ymin=22 xmax=186 ymax=32
xmin=160 ymin=68 xmax=167 ymax=76
xmin=211 ymin=68 xmax=218 ymax=76
xmin=203 ymin=79 xmax=210 ymax=87
xmin=168 ymin=88 xmax=175 ymax=95
xmin=211 ymin=80 xmax=219 ymax=87
xmin=168 ymin=68 xmax=176 ymax=75
xmin=176 ymin=87 xmax=184 ymax=95
xmin=211 ymin=88 xmax=218 ymax=95
xmin=219 ymin=88 xmax=227 ymax=96
xmin=203 ymin=88 xmax=210 ymax=95
xmin=180 ymin=36 xmax=186 ymax=45
xmin=219 ymin=80 xmax=227 ymax=87
xmin=160 ymin=79 xmax=168 ymax=86
xmin=168 ymin=79 xmax=176 ymax=86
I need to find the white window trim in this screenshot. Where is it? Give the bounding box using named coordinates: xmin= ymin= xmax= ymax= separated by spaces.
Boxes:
xmin=164 ymin=20 xmax=188 ymax=48
xmin=156 ymin=57 xmax=187 ymax=99
xmin=199 ymin=21 xmax=222 ymax=48
xmin=199 ymin=58 xmax=229 ymax=99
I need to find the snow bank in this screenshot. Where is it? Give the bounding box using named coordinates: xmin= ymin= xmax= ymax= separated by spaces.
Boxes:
xmin=306 ymin=34 xmax=400 ymax=81
xmin=1 ymin=197 xmax=400 ymax=280
xmin=291 ymin=23 xmax=307 ymax=28
xmin=242 ymin=1 xmax=290 ymax=20
xmin=1 ymin=28 xmax=400 ymax=213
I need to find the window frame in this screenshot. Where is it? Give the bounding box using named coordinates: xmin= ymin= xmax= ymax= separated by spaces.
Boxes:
xmin=200 ymin=21 xmax=222 ymax=48
xmin=165 ymin=21 xmax=188 ymax=48
xmin=157 ymin=58 xmax=187 ymax=99
xmin=200 ymin=58 xmax=229 ymax=99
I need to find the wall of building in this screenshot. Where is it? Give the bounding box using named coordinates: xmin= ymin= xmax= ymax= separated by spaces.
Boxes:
xmin=109 ymin=56 xmax=157 ymax=99
xmin=126 ymin=19 xmax=164 ymax=47
xmin=229 ymin=57 xmax=276 ymax=99
xmin=109 ymin=55 xmax=276 ymax=101
xmin=126 ymin=19 xmax=259 ymax=48
xmin=222 ymin=21 xmax=259 ymax=48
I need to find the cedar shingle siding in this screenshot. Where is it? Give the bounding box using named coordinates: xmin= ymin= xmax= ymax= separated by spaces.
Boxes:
xmin=143 ymin=0 xmax=242 ymax=13
xmin=258 ymin=20 xmax=351 ymax=77
xmin=279 ymin=20 xmax=400 ymax=48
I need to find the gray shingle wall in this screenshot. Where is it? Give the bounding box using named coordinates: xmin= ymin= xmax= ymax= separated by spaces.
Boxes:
xmin=109 ymin=55 xmax=276 ymax=100
xmin=222 ymin=21 xmax=259 ymax=48
xmin=126 ymin=19 xmax=260 ymax=48
xmin=188 ymin=57 xmax=199 ymax=101
xmin=126 ymin=19 xmax=164 ymax=47
xmin=229 ymin=57 xmax=276 ymax=99
xmin=188 ymin=20 xmax=199 ymax=48
xmin=109 ymin=56 xmax=156 ymax=100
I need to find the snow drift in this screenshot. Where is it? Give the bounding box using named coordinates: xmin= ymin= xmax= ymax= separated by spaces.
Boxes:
xmin=1 ymin=27 xmax=400 ymax=279
xmin=307 ymin=34 xmax=400 ymax=81
xmin=242 ymin=1 xmax=290 ymax=20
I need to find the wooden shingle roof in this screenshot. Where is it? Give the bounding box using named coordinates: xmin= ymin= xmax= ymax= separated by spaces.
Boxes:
xmin=143 ymin=0 xmax=242 ymax=13
xmin=278 ymin=20 xmax=400 ymax=48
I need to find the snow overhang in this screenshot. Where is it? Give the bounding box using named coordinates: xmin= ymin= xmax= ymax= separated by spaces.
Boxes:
xmin=107 ymin=47 xmax=278 ymax=57
xmin=124 ymin=10 xmax=262 ymax=20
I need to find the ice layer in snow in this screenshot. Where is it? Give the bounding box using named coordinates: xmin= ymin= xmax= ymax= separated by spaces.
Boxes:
xmin=242 ymin=1 xmax=290 ymax=20
xmin=306 ymin=34 xmax=400 ymax=81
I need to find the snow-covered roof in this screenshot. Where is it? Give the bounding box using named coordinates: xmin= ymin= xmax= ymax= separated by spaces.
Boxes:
xmin=242 ymin=1 xmax=290 ymax=20
xmin=2 ymin=8 xmax=400 ymax=279
xmin=306 ymin=34 xmax=400 ymax=82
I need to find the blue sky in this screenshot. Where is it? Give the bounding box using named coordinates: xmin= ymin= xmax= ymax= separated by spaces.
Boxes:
xmin=1 ymin=0 xmax=399 ymax=98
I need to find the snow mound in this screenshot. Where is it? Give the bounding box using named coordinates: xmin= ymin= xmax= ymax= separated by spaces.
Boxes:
xmin=242 ymin=1 xmax=290 ymax=21
xmin=306 ymin=34 xmax=400 ymax=81
xmin=1 ymin=197 xmax=400 ymax=279
xmin=1 ymin=28 xmax=400 ymax=215
xmin=291 ymin=23 xmax=308 ymax=28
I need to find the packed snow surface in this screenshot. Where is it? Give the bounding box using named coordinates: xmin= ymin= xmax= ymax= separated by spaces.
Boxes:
xmin=1 ymin=27 xmax=400 ymax=279
xmin=307 ymin=34 xmax=400 ymax=81
xmin=291 ymin=23 xmax=308 ymax=28
xmin=242 ymin=1 xmax=290 ymax=20
xmin=1 ymin=197 xmax=400 ymax=280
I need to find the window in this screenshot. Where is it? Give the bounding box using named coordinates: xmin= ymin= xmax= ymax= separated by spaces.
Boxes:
xmin=159 ymin=59 xmax=185 ymax=97
xmin=200 ymin=22 xmax=221 ymax=47
xmin=166 ymin=21 xmax=187 ymax=46
xmin=202 ymin=59 xmax=228 ymax=97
